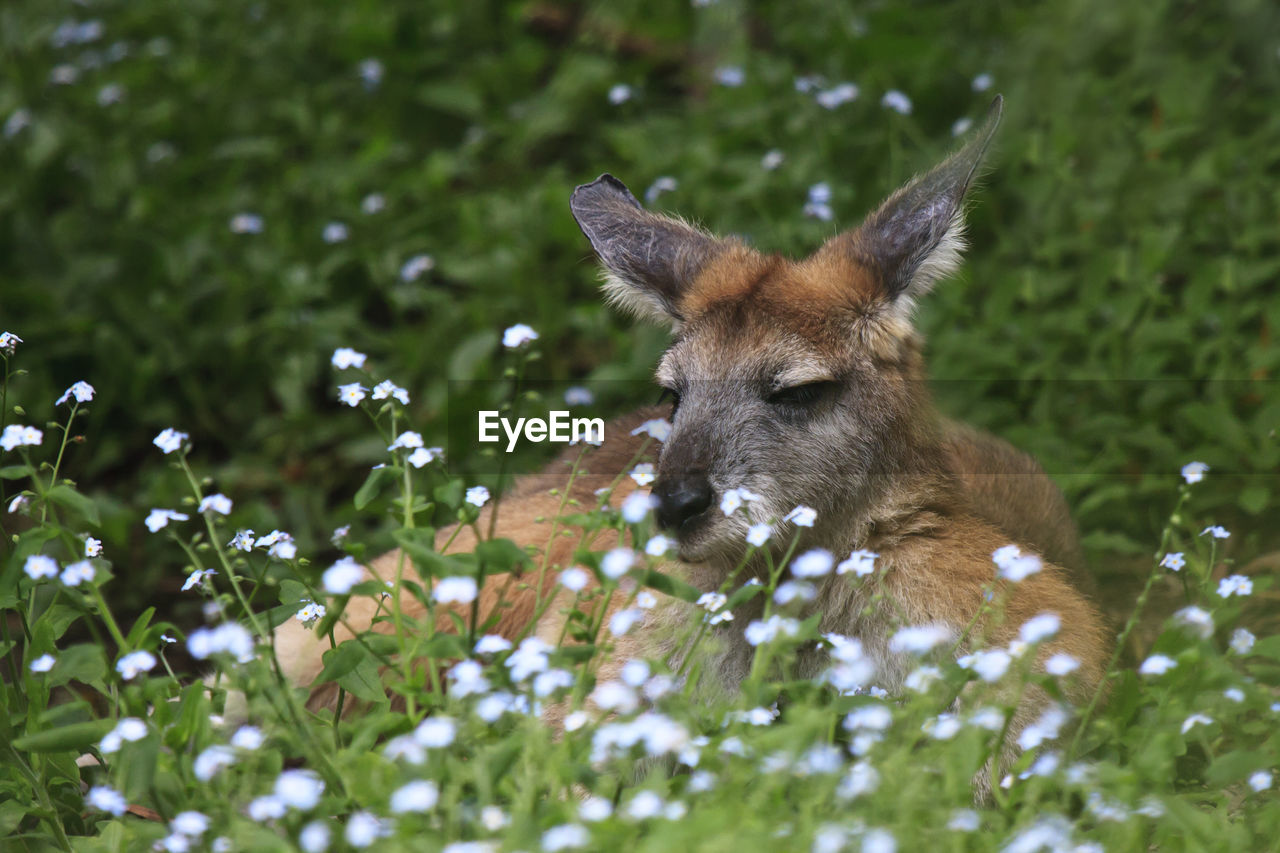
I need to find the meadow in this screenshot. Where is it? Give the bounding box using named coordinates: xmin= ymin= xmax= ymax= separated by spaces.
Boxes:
xmin=2 ymin=0 xmax=1279 ymax=849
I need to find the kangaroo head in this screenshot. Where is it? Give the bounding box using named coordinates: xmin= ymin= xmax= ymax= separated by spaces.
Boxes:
xmin=571 ymin=98 xmax=1003 ymax=565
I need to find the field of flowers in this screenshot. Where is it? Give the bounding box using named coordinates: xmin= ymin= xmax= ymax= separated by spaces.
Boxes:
xmin=3 ymin=0 xmax=1279 ymax=850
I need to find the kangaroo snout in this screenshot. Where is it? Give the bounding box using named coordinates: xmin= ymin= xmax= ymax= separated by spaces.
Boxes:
xmin=653 ymin=472 xmax=713 ymax=532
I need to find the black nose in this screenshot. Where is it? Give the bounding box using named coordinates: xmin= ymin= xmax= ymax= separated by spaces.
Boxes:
xmin=653 ymin=475 xmax=713 ymax=531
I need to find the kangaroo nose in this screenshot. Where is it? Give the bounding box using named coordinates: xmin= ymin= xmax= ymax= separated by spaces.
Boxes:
xmin=654 ymin=475 xmax=713 ymax=531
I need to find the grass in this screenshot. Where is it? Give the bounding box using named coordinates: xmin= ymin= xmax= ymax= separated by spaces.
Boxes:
xmin=1 ymin=0 xmax=1278 ymax=849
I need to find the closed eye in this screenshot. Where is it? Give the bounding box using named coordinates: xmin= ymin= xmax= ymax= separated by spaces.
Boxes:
xmin=656 ymin=386 xmax=682 ymax=417
xmin=767 ymin=380 xmax=838 ymax=408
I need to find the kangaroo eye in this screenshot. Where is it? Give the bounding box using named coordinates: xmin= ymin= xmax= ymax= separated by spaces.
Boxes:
xmin=657 ymin=386 xmax=682 ymax=416
xmin=768 ymin=381 xmax=837 ymax=408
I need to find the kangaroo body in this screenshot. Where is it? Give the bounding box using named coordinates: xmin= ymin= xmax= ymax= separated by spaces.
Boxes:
xmin=269 ymin=97 xmax=1108 ymax=783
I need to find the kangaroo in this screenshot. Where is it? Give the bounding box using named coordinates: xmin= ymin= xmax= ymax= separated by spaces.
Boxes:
xmin=268 ymin=96 xmax=1107 ymax=782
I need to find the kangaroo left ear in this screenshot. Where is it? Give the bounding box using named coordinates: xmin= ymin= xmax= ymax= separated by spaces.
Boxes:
xmin=831 ymin=95 xmax=1003 ymax=311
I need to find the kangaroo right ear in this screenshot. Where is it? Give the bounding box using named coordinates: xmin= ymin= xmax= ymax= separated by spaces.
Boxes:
xmin=570 ymin=175 xmax=725 ymax=325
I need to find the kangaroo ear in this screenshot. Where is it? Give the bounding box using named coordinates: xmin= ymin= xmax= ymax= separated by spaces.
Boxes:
xmin=833 ymin=95 xmax=1003 ymax=312
xmin=570 ymin=174 xmax=724 ymax=325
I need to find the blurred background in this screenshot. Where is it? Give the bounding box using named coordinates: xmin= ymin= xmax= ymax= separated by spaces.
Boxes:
xmin=2 ymin=0 xmax=1278 ymax=635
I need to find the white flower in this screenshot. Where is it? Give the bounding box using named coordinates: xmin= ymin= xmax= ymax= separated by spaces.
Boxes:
xmin=791 ymin=548 xmax=834 ymax=578
xmin=87 ymin=785 xmax=127 ymax=816
xmin=601 ymin=548 xmax=634 ymax=579
xmin=502 ymin=324 xmax=539 ymax=348
xmin=187 ymin=623 xmax=255 ymax=663
xmin=229 ymin=213 xmax=263 ymax=234
xmin=1019 ymin=613 xmax=1061 ymax=644
xmin=816 ymin=82 xmax=859 ymax=109
xmin=465 ymin=485 xmax=490 ymax=507
xmin=248 ymin=796 xmax=285 ymax=821
xmin=784 ymin=505 xmax=817 ymax=527
xmin=1173 ymin=606 xmax=1214 ymax=639
xmin=170 ymin=811 xmax=209 ymax=838
xmin=1017 ymin=705 xmax=1070 ymax=750
xmin=593 ymin=680 xmax=639 ymax=713
xmin=230 ymin=726 xmax=263 ymax=750
xmin=198 ymin=493 xmax=232 ymax=515
xmin=323 ymin=556 xmax=364 ymax=594
xmin=407 ymin=446 xmax=441 ymax=468
xmin=645 ymin=535 xmax=673 ymax=556
xmin=629 ymin=463 xmax=656 ymax=486
xmin=145 ymin=508 xmax=189 ymax=532
xmin=608 ymin=83 xmax=632 ymax=104
xmin=610 ymin=608 xmax=644 ymax=636
xmin=0 ymin=424 xmax=42 ymax=451
xmin=299 ymin=822 xmax=330 ymax=853
xmin=835 ymin=762 xmax=879 ymax=799
xmin=358 ymin=58 xmax=383 ymax=87
xmin=534 ymin=668 xmax=574 ymax=697
xmin=30 ymin=653 xmax=55 ymax=673
xmin=331 ymin=347 xmax=366 ymax=369
xmin=434 ymin=576 xmax=478 ymax=604
xmin=372 ymin=380 xmax=410 ymax=405
xmin=322 ymin=222 xmax=348 ymax=243
xmin=836 ymin=549 xmax=878 ymax=576
xmin=960 ymin=649 xmax=1011 ymax=682
xmin=183 ymin=563 xmax=215 ymax=591
xmin=116 ymin=650 xmax=156 ymax=680
xmin=951 ymin=117 xmax=974 ymax=137
xmin=744 ymin=614 xmax=799 ymax=646
xmin=0 ymin=331 xmax=22 ymax=354
xmin=60 ymin=560 xmax=95 ymax=587
xmin=629 ymin=418 xmax=671 ymax=442
xmin=1249 ymin=770 xmax=1273 ymax=792
xmin=1139 ymin=654 xmax=1177 ymax=676
xmin=296 ymin=602 xmax=326 ymax=624
xmin=645 ymin=176 xmax=679 ymax=205
xmin=1044 ymin=653 xmax=1080 ymax=676
xmin=56 ymin=381 xmax=96 ymax=405
xmin=474 ymin=634 xmax=512 ymax=655
xmin=1201 ymin=525 xmax=1230 ymax=539
xmin=625 ymin=790 xmax=664 ymax=820
xmin=697 ymin=591 xmax=727 ymax=613
xmin=565 ymin=386 xmax=594 ymax=405
xmin=880 ymin=89 xmax=912 ymax=114
xmin=8 ymin=495 xmax=29 ymax=513
xmin=337 ymin=383 xmax=367 ymax=407
xmin=844 ymin=705 xmax=892 ymax=732
xmin=228 ymin=529 xmax=254 ymax=551
xmin=580 ymin=797 xmax=613 ymax=822
xmin=362 ymin=193 xmax=386 ymax=215
xmin=1160 ymin=552 xmax=1185 ymax=571
xmin=719 ymin=487 xmax=761 ymax=516
xmin=84 ymin=536 xmax=102 ymax=557
xmin=948 ymin=810 xmax=980 ymax=832
xmin=505 ymin=637 xmax=550 ymax=679
xmin=1217 ymin=574 xmax=1252 ymax=597
xmin=345 ymin=812 xmax=389 ymax=847
xmin=559 ymin=567 xmax=590 ymax=592
xmin=1181 ymin=461 xmax=1209 ymax=484
xmin=274 ymin=769 xmax=325 ymax=810
xmin=153 ymin=428 xmax=188 ymax=454
xmin=193 ymin=745 xmax=236 ymax=781
xmin=400 ymin=254 xmax=435 ymax=281
xmin=99 ymin=718 xmax=148 ymax=754
xmin=542 ymin=824 xmax=590 ymax=851
xmin=390 ymin=780 xmax=439 ymax=813
xmin=1225 ymin=687 xmax=1245 ymax=703
xmin=714 ymin=66 xmax=744 ymax=86
xmin=971 ymin=72 xmax=994 ymax=92
xmin=761 ymin=149 xmax=784 ymax=170
xmin=888 ymin=624 xmax=952 ymax=655
xmin=414 ymin=716 xmax=456 ymax=748
xmin=746 ymin=523 xmax=772 ymax=546
xmin=480 ymin=806 xmax=508 ymax=832
xmin=774 ymin=580 xmax=815 ymax=605
xmin=1230 ymin=627 xmax=1256 ymax=655
xmin=24 ymin=555 xmax=58 ymax=580
xmin=447 ymin=660 xmax=490 ymax=696
xmin=388 ymin=430 xmax=424 ymax=451
xmin=621 ymin=492 xmax=656 ymax=523
xmin=1181 ymin=713 xmax=1214 ymax=734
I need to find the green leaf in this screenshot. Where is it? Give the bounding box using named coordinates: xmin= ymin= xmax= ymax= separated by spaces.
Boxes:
xmin=354 ymin=465 xmax=399 ymax=510
xmin=314 ymin=641 xmax=371 ymax=685
xmin=393 ymin=528 xmax=469 ymax=579
xmin=474 ymin=538 xmax=532 ymax=575
xmin=45 ymin=484 xmax=100 ymax=526
xmin=47 ymin=644 xmax=107 ymax=688
xmin=634 ymin=568 xmax=701 ymax=603
xmin=13 ymin=719 xmax=114 ymax=753
xmin=123 ymin=607 xmax=155 ymax=649
xmin=0 ymin=465 xmax=33 ymax=481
